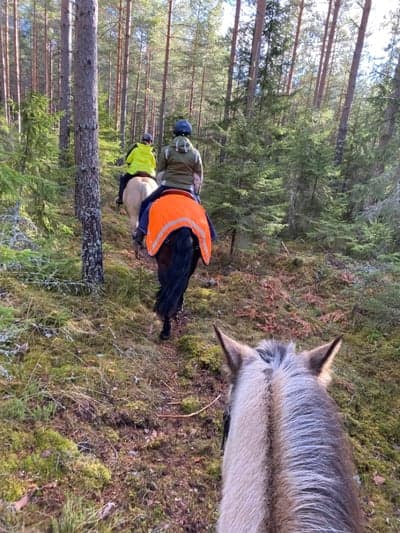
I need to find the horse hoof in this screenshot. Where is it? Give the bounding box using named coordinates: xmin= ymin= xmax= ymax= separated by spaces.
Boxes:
xmin=159 ymin=331 xmax=170 ymax=341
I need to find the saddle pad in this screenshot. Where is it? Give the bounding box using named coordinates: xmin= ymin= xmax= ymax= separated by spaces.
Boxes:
xmin=146 ymin=193 xmax=212 ymax=265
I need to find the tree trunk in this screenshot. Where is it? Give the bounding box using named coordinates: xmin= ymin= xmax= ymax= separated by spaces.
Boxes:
xmin=119 ymin=0 xmax=132 ymax=148
xmin=197 ymin=65 xmax=205 ymax=135
xmin=224 ymin=0 xmax=241 ymax=123
xmin=143 ymin=45 xmax=151 ymax=133
xmin=246 ymin=0 xmax=266 ymax=115
xmin=375 ymin=52 xmax=400 ymax=173
xmin=12 ymin=0 xmax=21 ymax=133
xmin=286 ymin=0 xmax=304 ymax=95
xmin=158 ymin=0 xmax=172 ymax=155
xmin=74 ymin=0 xmax=103 ymax=286
xmin=130 ymin=44 xmax=143 ymax=142
xmin=335 ymin=0 xmax=371 ymax=168
xmin=0 ymin=4 xmax=9 ymax=122
xmin=31 ymin=0 xmax=38 ymax=93
xmin=114 ymin=0 xmax=123 ymax=130
xmin=59 ymin=0 xmax=72 ymax=164
xmin=44 ymin=0 xmax=49 ymax=98
xmin=315 ymin=0 xmax=340 ymax=109
xmin=313 ymin=0 xmax=333 ymax=107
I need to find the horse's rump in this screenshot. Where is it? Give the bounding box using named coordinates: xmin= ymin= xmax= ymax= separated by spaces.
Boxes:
xmin=154 ymin=227 xmax=199 ymax=319
xmin=146 ymin=191 xmax=211 ymax=264
xmin=122 ymin=176 xmax=157 ymax=235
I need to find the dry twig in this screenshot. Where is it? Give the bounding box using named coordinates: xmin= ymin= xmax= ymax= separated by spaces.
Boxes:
xmin=158 ymin=394 xmax=222 ymax=419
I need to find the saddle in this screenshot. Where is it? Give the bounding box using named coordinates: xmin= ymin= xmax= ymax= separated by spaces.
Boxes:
xmin=146 ymin=189 xmax=212 ymax=264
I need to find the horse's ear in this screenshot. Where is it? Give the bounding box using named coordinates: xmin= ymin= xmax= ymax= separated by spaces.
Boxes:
xmin=214 ymin=326 xmax=252 ymax=374
xmin=302 ymin=337 xmax=342 ymax=387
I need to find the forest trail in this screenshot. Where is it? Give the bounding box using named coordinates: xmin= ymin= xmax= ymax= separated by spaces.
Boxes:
xmin=0 ymin=202 xmax=399 ymax=531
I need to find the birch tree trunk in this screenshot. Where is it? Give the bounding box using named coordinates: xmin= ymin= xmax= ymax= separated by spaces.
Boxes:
xmin=59 ymin=0 xmax=72 ymax=164
xmin=74 ymin=0 xmax=104 ymax=286
xmin=335 ymin=0 xmax=371 ymax=167
xmin=119 ymin=0 xmax=132 ymax=148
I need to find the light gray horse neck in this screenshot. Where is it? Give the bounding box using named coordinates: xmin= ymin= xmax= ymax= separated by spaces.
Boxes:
xmin=218 ymin=339 xmax=362 ymax=533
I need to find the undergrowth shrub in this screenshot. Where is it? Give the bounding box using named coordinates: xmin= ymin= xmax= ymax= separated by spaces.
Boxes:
xmin=1 ymin=246 xmax=85 ymax=294
xmin=355 ymin=283 xmax=400 ymax=330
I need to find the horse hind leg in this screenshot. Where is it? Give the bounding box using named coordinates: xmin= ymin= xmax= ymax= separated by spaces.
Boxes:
xmin=159 ymin=317 xmax=171 ymax=341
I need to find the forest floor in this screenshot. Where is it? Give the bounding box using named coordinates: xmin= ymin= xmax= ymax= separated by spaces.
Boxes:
xmin=0 ymin=196 xmax=399 ymax=532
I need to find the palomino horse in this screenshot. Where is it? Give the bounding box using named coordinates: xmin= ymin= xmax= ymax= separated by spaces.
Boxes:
xmin=122 ymin=176 xmax=157 ymax=253
xmin=154 ymin=227 xmax=201 ymax=340
xmin=215 ymin=327 xmax=362 ymax=533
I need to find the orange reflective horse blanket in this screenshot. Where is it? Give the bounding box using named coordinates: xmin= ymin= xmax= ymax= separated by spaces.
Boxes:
xmin=146 ymin=191 xmax=212 ymax=265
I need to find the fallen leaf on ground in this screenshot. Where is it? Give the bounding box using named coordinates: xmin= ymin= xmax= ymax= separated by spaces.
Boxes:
xmin=373 ymin=473 xmax=385 ymax=485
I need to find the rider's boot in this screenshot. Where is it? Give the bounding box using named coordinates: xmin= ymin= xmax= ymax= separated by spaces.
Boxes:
xmin=133 ymin=228 xmax=145 ymax=247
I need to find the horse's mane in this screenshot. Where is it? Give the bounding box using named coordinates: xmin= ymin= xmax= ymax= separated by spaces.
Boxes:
xmin=220 ymin=338 xmax=362 ymax=533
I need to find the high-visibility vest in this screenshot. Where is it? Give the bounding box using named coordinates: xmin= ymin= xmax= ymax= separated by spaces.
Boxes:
xmin=126 ymin=142 xmax=156 ymax=177
xmin=146 ymin=191 xmax=212 ymax=265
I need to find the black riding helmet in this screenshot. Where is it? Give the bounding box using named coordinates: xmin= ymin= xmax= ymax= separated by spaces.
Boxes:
xmin=142 ymin=132 xmax=153 ymax=143
xmin=173 ymin=119 xmax=192 ymax=137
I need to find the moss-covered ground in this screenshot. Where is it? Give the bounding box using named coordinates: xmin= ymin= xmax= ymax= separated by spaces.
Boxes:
xmin=0 ymin=196 xmax=399 ymax=532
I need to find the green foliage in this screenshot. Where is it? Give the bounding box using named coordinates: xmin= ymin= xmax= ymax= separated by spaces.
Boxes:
xmin=356 ymin=283 xmax=400 ymax=330
xmin=0 ymin=246 xmax=83 ymax=293
xmin=51 ymin=497 xmax=100 ymax=533
xmin=279 ymin=113 xmax=339 ymax=236
xmin=206 ymin=114 xmax=285 ymax=251
xmin=18 ymin=93 xmax=60 ymax=174
xmin=307 ymin=199 xmax=396 ymax=259
xmin=0 ymin=382 xmax=58 ymax=423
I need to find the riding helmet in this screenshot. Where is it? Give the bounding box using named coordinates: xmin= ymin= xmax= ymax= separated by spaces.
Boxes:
xmin=142 ymin=132 xmax=153 ymax=143
xmin=173 ymin=119 xmax=192 ymax=136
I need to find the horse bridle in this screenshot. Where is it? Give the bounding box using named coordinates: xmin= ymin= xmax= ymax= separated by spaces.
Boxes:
xmin=221 ymin=404 xmax=231 ymax=451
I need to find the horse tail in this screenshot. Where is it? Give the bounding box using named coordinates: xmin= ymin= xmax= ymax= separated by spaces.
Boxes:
xmin=155 ymin=227 xmax=194 ymax=319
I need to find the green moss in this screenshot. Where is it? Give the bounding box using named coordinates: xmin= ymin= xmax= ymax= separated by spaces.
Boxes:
xmin=0 ymin=398 xmax=27 ymax=421
xmin=0 ymin=476 xmax=27 ymax=501
xmin=34 ymin=428 xmax=78 ymax=454
xmin=206 ymin=459 xmax=221 ymax=480
xmin=186 ymin=287 xmax=216 ymax=317
xmin=0 ymin=427 xmax=33 ymax=452
xmin=181 ymin=396 xmax=201 ymax=414
xmin=72 ymin=457 xmax=112 ymax=491
xmin=0 ymin=305 xmax=15 ymax=328
xmin=177 ymin=335 xmax=221 ymax=374
xmin=0 ymin=454 xmax=29 ymax=501
xmin=198 ymin=346 xmax=221 ymax=374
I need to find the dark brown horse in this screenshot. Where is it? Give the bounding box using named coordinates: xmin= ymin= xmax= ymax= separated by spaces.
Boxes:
xmin=155 ymin=227 xmax=200 ymax=340
xmin=215 ymin=328 xmax=363 ymax=533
